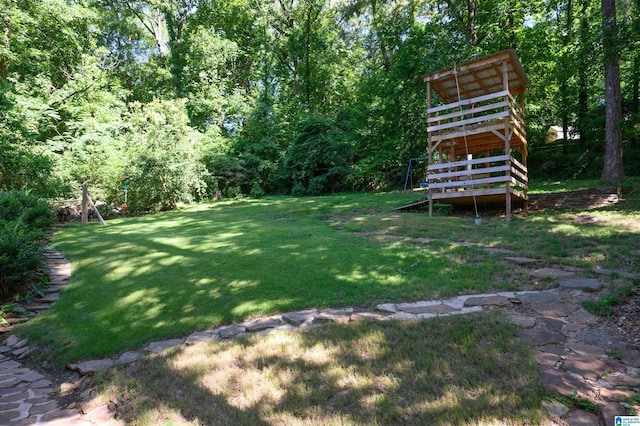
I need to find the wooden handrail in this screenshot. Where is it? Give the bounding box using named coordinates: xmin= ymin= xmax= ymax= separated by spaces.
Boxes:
xmin=427 ymin=90 xmax=509 ymax=114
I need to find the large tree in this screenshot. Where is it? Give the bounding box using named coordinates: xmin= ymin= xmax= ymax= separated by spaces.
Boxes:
xmin=601 ymin=0 xmax=625 ymax=180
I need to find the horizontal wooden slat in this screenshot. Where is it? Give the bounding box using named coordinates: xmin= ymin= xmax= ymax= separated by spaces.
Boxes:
xmin=430 ymin=120 xmax=508 ymax=142
xmin=429 ymin=165 xmax=510 ymax=181
xmin=428 ymin=111 xmax=510 ymax=133
xmin=510 ymin=166 xmax=528 ymax=183
xmin=429 ymin=175 xmax=510 ymax=190
xmin=428 ymin=154 xmax=510 ymax=171
xmin=427 ymin=90 xmax=509 ymax=114
xmin=427 ymin=100 xmax=509 ymax=124
xmin=511 ymin=156 xmax=526 ymax=172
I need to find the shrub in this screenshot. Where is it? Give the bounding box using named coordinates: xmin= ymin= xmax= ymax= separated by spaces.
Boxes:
xmin=280 ymin=116 xmax=353 ymax=195
xmin=0 ymin=191 xmax=56 ymax=229
xmin=0 ymin=221 xmax=44 ymax=294
xmin=0 ymin=191 xmax=54 ymax=294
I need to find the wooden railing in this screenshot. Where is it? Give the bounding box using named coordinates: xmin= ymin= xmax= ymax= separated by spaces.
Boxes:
xmin=427 ymin=154 xmax=528 ymax=196
xmin=427 ymin=91 xmax=525 ymax=144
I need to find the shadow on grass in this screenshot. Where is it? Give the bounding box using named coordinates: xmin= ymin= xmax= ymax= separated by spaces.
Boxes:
xmin=104 ymin=315 xmax=544 ymax=425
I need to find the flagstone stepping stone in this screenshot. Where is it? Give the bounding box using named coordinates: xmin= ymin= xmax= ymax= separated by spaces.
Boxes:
xmin=463 ymin=295 xmax=511 ymax=307
xmin=602 ymin=371 xmax=640 ymax=387
xmin=562 ymin=356 xmax=610 ymax=381
xmin=389 ymin=312 xmax=417 ymax=320
xmin=563 ymin=410 xmax=599 ymax=426
xmin=568 ymin=309 xmax=600 ymax=325
xmin=517 ymin=292 xmax=560 ymax=303
xmin=574 ymin=327 xmax=628 ymax=351
xmin=397 ymin=301 xmax=460 ymax=314
xmin=144 ymin=339 xmax=184 ymax=353
xmin=542 ymin=400 xmax=570 ymax=418
xmin=503 ymin=256 xmax=540 ymax=264
xmin=244 ymin=318 xmax=282 ymax=332
xmin=350 ymin=312 xmax=386 ymax=322
xmin=506 ymin=315 xmax=536 ymax=328
xmin=217 ymin=324 xmax=245 ymax=339
xmin=566 ymin=342 xmax=607 ymax=358
xmin=314 ymin=309 xmax=351 ymax=324
xmin=538 ymin=367 xmax=593 ymax=396
xmin=532 ymin=350 xmax=561 ymax=368
xmin=558 ymin=277 xmax=602 ymax=291
xmin=375 ymin=303 xmax=396 ymax=314
xmin=118 ymin=351 xmax=142 ymax=363
xmin=531 ymin=303 xmax=577 ymax=318
xmin=531 ymin=268 xmax=576 ymax=279
xmin=282 ymin=309 xmax=318 ymax=326
xmin=185 ymin=331 xmax=214 ymax=346
xmin=518 ymin=329 xmax=565 ymax=347
xmin=536 ymin=317 xmax=567 ymax=331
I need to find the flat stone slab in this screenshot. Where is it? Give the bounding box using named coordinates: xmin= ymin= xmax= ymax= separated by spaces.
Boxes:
xmin=567 ymin=342 xmax=607 ymax=358
xmin=144 ymin=339 xmax=183 ymax=353
xmin=538 ymin=367 xmax=593 ymax=396
xmin=564 ymin=410 xmax=600 ymax=426
xmin=350 ymin=312 xmax=386 ymax=322
xmin=562 ymin=355 xmax=610 ymax=381
xmin=531 ymin=268 xmax=576 ymax=279
xmin=282 ymin=310 xmax=318 ymax=326
xmin=532 ymin=350 xmax=561 ymax=369
xmin=217 ymin=324 xmax=246 ymax=339
xmin=531 ymin=303 xmax=577 ymax=318
xmin=375 ymin=303 xmax=397 ymax=314
xmin=503 ymin=256 xmax=540 ymax=264
xmin=558 ymin=277 xmax=603 ymax=291
xmin=397 ymin=301 xmax=459 ymax=314
xmin=68 ymin=359 xmax=114 ymax=374
xmin=574 ymin=327 xmax=628 ymax=351
xmin=505 ymin=315 xmax=536 ymax=329
xmin=518 ymin=329 xmax=565 ymax=347
xmin=244 ymin=318 xmax=282 ymax=332
xmin=517 ymin=291 xmax=559 ymax=303
xmin=118 ymin=351 xmax=142 ymax=363
xmin=463 ymin=295 xmax=511 ymax=307
xmin=314 ymin=310 xmax=351 ymax=324
xmin=185 ymin=331 xmax=213 ymax=346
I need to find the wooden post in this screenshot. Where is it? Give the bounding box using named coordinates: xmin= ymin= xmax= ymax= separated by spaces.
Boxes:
xmin=82 ymin=184 xmax=88 ymax=226
xmin=503 ymin=61 xmax=512 ymax=222
xmin=426 ymin=80 xmax=433 ymax=217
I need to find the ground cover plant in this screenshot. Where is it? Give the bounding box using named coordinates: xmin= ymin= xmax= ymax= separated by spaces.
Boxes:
xmin=101 ymin=313 xmax=544 ymax=425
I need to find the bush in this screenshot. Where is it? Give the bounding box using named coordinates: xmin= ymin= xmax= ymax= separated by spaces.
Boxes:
xmin=280 ymin=116 xmax=353 ymax=195
xmin=0 ymin=191 xmax=54 ymax=294
xmin=0 ymin=221 xmax=44 ymax=294
xmin=0 ymin=191 xmax=56 ymax=229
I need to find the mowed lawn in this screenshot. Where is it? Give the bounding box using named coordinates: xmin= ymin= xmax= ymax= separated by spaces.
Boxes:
xmin=21 ymin=192 xmax=512 ymax=364
xmin=18 ymin=183 xmax=639 ymax=367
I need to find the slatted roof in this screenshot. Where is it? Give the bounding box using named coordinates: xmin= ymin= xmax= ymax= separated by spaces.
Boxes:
xmin=423 ymin=49 xmax=530 ymax=104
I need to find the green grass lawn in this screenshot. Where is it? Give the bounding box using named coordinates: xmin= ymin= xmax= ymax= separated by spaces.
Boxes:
xmin=18 ymin=181 xmax=640 ymax=366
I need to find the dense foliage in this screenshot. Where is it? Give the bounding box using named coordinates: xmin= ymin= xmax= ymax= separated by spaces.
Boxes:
xmin=1 ymin=0 xmax=638 ymax=209
xmin=0 ymin=191 xmax=55 ymax=294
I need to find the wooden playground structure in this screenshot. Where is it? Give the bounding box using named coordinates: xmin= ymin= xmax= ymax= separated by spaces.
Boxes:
xmin=422 ymin=49 xmax=530 ymax=221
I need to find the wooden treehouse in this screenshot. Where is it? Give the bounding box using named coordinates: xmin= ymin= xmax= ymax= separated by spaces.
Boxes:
xmin=423 ymin=49 xmax=530 ymax=221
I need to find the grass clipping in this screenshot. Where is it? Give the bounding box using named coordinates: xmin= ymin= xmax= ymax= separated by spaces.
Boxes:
xmin=101 ymin=313 xmax=544 ymax=425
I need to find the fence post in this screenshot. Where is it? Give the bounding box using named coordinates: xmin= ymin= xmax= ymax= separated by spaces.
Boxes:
xmin=82 ymin=184 xmax=88 ymax=226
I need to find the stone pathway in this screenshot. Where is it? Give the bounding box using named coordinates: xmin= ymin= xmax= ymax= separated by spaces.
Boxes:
xmin=0 ymin=248 xmax=638 ymax=425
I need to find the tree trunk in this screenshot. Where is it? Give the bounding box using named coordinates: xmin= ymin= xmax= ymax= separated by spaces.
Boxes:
xmin=601 ymin=0 xmax=625 ymax=181
xmin=1 ymin=10 xmax=9 ymax=83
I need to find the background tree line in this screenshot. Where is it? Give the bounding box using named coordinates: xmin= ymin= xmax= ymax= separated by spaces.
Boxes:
xmin=1 ymin=0 xmax=639 ymax=212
